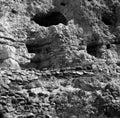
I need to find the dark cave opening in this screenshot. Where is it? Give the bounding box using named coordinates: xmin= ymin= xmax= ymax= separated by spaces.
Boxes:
xmin=106 ymin=43 xmax=111 ymax=49
xmin=87 ymin=44 xmax=99 ymax=57
xmin=60 ymin=2 xmax=66 ymax=6
xmin=31 ymin=11 xmax=68 ymax=27
xmin=102 ymin=12 xmax=117 ymax=26
xmin=11 ymin=9 xmax=18 ymax=14
xmin=26 ymin=43 xmax=41 ymax=53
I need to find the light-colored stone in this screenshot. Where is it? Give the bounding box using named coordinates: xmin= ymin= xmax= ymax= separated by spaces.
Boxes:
xmin=0 ymin=45 xmax=16 ymax=60
xmin=1 ymin=58 xmax=20 ymax=70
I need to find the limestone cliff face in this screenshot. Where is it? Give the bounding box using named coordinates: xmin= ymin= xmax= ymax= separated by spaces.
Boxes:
xmin=0 ymin=0 xmax=120 ymax=118
xmin=0 ymin=0 xmax=119 ymax=69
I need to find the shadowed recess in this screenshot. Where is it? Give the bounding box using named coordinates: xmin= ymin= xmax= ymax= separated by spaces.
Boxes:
xmin=102 ymin=12 xmax=117 ymax=26
xmin=26 ymin=43 xmax=41 ymax=53
xmin=31 ymin=11 xmax=68 ymax=27
xmin=87 ymin=43 xmax=99 ymax=57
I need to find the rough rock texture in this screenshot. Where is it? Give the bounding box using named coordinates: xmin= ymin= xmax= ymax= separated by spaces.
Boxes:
xmin=1 ymin=0 xmax=120 ymax=118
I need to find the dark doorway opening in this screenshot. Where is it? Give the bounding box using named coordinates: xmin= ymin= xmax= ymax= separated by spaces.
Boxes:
xmin=31 ymin=11 xmax=68 ymax=27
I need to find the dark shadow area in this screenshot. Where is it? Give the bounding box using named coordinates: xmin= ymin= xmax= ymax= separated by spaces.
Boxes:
xmin=102 ymin=12 xmax=117 ymax=26
xmin=11 ymin=9 xmax=18 ymax=14
xmin=26 ymin=43 xmax=41 ymax=53
xmin=60 ymin=2 xmax=66 ymax=6
xmin=26 ymin=41 xmax=51 ymax=54
xmin=31 ymin=11 xmax=68 ymax=27
xmin=106 ymin=43 xmax=111 ymax=49
xmin=0 ymin=111 xmax=5 ymax=118
xmin=87 ymin=43 xmax=99 ymax=57
xmin=25 ymin=41 xmax=52 ymax=69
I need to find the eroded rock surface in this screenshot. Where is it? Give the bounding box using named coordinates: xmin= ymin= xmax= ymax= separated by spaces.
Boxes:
xmin=0 ymin=0 xmax=120 ymax=118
